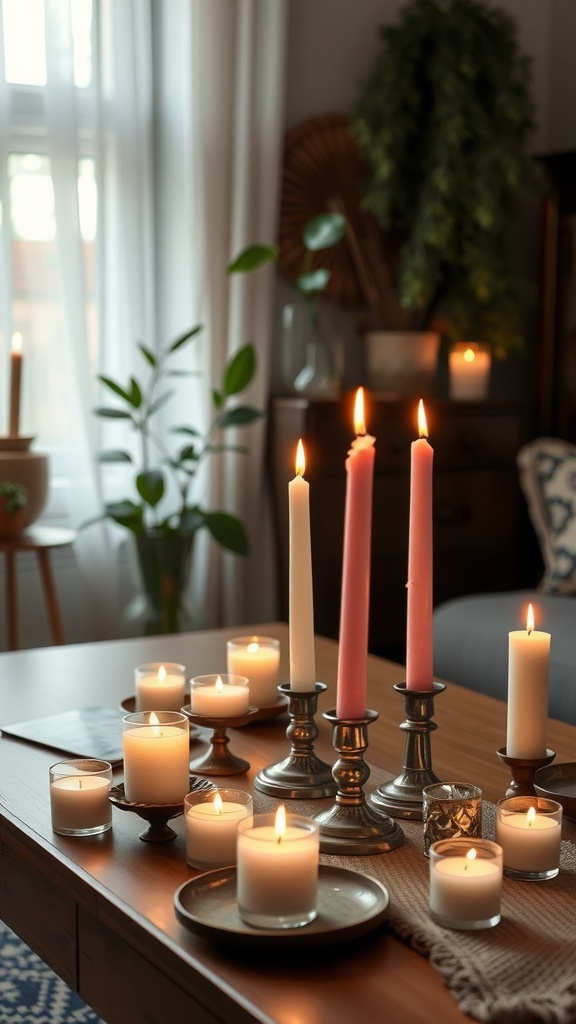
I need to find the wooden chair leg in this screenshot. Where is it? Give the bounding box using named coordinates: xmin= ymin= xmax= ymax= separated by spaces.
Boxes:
xmin=36 ymin=549 xmax=65 ymax=645
xmin=5 ymin=550 xmax=18 ymax=650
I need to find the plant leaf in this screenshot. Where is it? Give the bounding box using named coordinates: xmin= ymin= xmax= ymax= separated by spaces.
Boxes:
xmin=227 ymin=245 xmax=278 ymax=274
xmin=223 ymin=344 xmax=256 ymax=396
xmin=303 ymin=212 xmax=346 ymax=251
xmin=214 ymin=406 xmax=263 ymax=430
xmin=202 ymin=511 xmax=248 ymax=555
xmin=97 ymin=376 xmax=135 ymax=404
xmin=138 ymin=344 xmax=157 ymax=368
xmin=97 ymin=449 xmax=133 ymax=463
xmin=297 ymin=269 xmax=331 ymax=294
xmin=171 ymin=426 xmax=202 ymax=437
xmin=168 ymin=324 xmax=203 ymax=353
xmin=93 ymin=407 xmax=134 ymax=420
xmin=128 ymin=377 xmax=143 ymax=408
xmin=136 ymin=470 xmax=165 ymax=508
xmin=180 ymin=506 xmax=205 ymax=532
xmin=105 ymin=500 xmax=144 ymax=533
xmin=147 ymin=391 xmax=173 ymax=417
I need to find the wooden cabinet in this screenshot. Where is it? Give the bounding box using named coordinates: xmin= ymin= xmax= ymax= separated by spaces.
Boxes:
xmin=269 ymin=396 xmax=527 ymax=660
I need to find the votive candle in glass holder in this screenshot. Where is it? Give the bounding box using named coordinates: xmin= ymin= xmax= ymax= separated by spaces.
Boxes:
xmin=122 ymin=711 xmax=190 ymax=804
xmin=135 ymin=662 xmax=186 ymax=712
xmin=237 ymin=806 xmax=319 ymax=929
xmin=50 ymin=758 xmax=113 ymax=836
xmin=189 ymin=674 xmax=250 ymax=718
xmin=226 ymin=636 xmax=280 ymax=707
xmin=448 ymin=342 xmax=491 ymax=400
xmin=495 ymin=795 xmax=562 ymax=881
xmin=423 ymin=782 xmax=482 ymax=857
xmin=429 ymin=838 xmax=503 ymax=930
xmin=185 ymin=787 xmax=253 ymax=870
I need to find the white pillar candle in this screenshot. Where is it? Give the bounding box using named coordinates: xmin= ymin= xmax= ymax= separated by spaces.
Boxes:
xmin=496 ymin=798 xmax=562 ymax=876
xmin=288 ymin=439 xmax=316 ymax=690
xmin=429 ymin=839 xmax=503 ymax=929
xmin=135 ymin=662 xmax=186 ymax=712
xmin=122 ymin=711 xmax=190 ymax=804
xmin=185 ymin=788 xmax=253 ymax=869
xmin=49 ymin=759 xmax=112 ymax=835
xmin=448 ymin=342 xmax=491 ymax=400
xmin=507 ymin=604 xmax=550 ymax=759
xmin=9 ymin=332 xmax=23 ymax=437
xmin=189 ymin=674 xmax=249 ymax=718
xmin=237 ymin=807 xmax=319 ymax=928
xmin=227 ymin=637 xmax=280 ymax=707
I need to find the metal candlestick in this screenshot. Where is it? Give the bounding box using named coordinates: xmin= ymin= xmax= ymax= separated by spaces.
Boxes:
xmin=369 ymin=681 xmax=445 ymax=820
xmin=181 ymin=706 xmax=259 ymax=776
xmin=314 ymin=709 xmax=404 ymax=855
xmin=254 ymin=682 xmax=337 ymax=799
xmin=497 ymin=747 xmax=556 ymax=798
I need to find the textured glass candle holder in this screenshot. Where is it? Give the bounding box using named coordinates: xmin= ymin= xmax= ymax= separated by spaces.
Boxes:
xmin=423 ymin=783 xmax=482 ymax=857
xmin=429 ymin=838 xmax=503 ymax=930
xmin=495 ymin=795 xmax=562 ymax=881
xmin=49 ymin=758 xmax=113 ymax=836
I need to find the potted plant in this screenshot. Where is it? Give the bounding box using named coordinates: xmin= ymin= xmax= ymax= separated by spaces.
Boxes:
xmin=228 ymin=212 xmax=346 ymax=395
xmin=88 ymin=329 xmax=262 ymax=634
xmin=0 ymin=480 xmax=28 ymax=538
xmin=348 ymin=0 xmax=537 ymax=385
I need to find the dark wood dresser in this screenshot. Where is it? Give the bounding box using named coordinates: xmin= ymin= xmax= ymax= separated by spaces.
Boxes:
xmin=269 ymin=395 xmax=527 ymax=660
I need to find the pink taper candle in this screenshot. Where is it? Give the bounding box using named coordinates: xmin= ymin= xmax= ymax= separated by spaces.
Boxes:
xmin=288 ymin=439 xmax=316 ymax=690
xmin=406 ymin=400 xmax=434 ymax=690
xmin=336 ymin=388 xmax=375 ymax=719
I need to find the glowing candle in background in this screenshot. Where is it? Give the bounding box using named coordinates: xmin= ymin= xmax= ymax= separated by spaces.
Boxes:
xmin=9 ymin=332 xmax=23 ymax=436
xmin=506 ymin=603 xmax=550 ymax=758
xmin=288 ymin=439 xmax=316 ymax=690
xmin=406 ymin=399 xmax=434 ymax=690
xmin=336 ymin=387 xmax=375 ymax=719
xmin=135 ymin=662 xmax=186 ymax=712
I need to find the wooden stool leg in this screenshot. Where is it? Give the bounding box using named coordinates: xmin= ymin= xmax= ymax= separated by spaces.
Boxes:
xmin=36 ymin=549 xmax=65 ymax=645
xmin=5 ymin=550 xmax=18 ymax=650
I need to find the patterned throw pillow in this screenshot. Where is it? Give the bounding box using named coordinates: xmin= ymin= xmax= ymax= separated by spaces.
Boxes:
xmin=517 ymin=438 xmax=576 ymax=593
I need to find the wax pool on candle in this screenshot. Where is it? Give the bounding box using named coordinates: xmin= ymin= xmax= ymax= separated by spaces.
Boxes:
xmin=9 ymin=332 xmax=23 ymax=437
xmin=227 ymin=637 xmax=280 ymax=706
xmin=185 ymin=788 xmax=253 ymax=869
xmin=189 ymin=674 xmax=250 ymax=717
xmin=288 ymin=439 xmax=316 ymax=691
xmin=135 ymin=662 xmax=186 ymax=712
xmin=506 ymin=603 xmax=550 ymax=759
xmin=122 ymin=711 xmax=190 ymax=804
xmin=336 ymin=388 xmax=375 ymax=719
xmin=237 ymin=806 xmax=319 ymax=928
xmin=406 ymin=399 xmax=434 ymax=690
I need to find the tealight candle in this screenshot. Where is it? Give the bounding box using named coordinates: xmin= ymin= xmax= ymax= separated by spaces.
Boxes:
xmin=49 ymin=758 xmax=113 ymax=836
xmin=189 ymin=674 xmax=250 ymax=718
xmin=185 ymin=787 xmax=253 ymax=869
xmin=135 ymin=662 xmax=186 ymax=712
xmin=122 ymin=711 xmax=190 ymax=804
xmin=237 ymin=806 xmax=319 ymax=929
xmin=448 ymin=342 xmax=491 ymax=400
xmin=429 ymin=838 xmax=503 ymax=930
xmin=495 ymin=796 xmax=562 ymax=880
xmin=226 ymin=637 xmax=280 ymax=707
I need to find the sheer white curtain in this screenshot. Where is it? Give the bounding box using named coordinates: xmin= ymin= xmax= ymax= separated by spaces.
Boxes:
xmin=155 ymin=0 xmax=288 ymax=628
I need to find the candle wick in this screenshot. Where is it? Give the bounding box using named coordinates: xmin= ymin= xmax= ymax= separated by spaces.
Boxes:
xmin=277 ymin=835 xmax=282 ymax=845
xmin=78 ymin=779 xmax=82 ymax=789
xmin=464 ymin=862 xmax=468 ymax=871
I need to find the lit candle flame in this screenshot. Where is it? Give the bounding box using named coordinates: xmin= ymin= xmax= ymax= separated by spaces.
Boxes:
xmin=464 ymin=848 xmax=477 ymax=870
xmin=295 ymin=438 xmax=306 ymax=477
xmin=247 ymin=641 xmax=259 ymax=654
xmin=157 ymin=665 xmax=166 ymax=684
xmin=275 ymin=803 xmax=286 ymax=843
xmin=417 ymin=399 xmax=428 ymax=438
xmin=215 ymin=676 xmax=224 ymax=694
xmin=11 ymin=331 xmax=22 ymax=354
xmin=526 ymin=603 xmax=534 ymax=635
xmin=213 ymin=792 xmax=223 ymax=814
xmin=149 ymin=711 xmax=161 ymax=736
xmin=527 ymin=805 xmax=536 ymax=826
xmin=463 ymin=347 xmax=476 ymax=363
xmin=354 ymin=387 xmax=366 ymax=436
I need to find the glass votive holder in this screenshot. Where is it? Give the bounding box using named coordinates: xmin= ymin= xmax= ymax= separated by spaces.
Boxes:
xmin=429 ymin=838 xmax=503 ymax=930
xmin=122 ymin=711 xmax=190 ymax=805
xmin=448 ymin=341 xmax=491 ymax=400
xmin=134 ymin=662 xmax=186 ymax=712
xmin=226 ymin=636 xmax=280 ymax=707
xmin=495 ymin=795 xmax=562 ymax=881
xmin=237 ymin=808 xmax=319 ymax=929
xmin=189 ymin=674 xmax=250 ymax=718
xmin=49 ymin=758 xmax=113 ymax=836
xmin=185 ymin=787 xmax=253 ymax=870
xmin=423 ymin=782 xmax=483 ymax=857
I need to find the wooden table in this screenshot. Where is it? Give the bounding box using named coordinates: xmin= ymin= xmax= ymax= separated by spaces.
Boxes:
xmin=0 ymin=623 xmax=574 ymax=1024
xmin=0 ymin=525 xmax=76 ymax=649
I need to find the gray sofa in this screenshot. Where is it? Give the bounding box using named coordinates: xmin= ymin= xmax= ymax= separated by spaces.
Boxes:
xmin=433 ymin=590 xmax=576 ymax=725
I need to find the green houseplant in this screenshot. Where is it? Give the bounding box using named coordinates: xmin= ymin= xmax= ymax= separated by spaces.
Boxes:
xmin=90 ymin=329 xmax=262 ymax=634
xmin=228 ymin=212 xmax=346 ymax=393
xmin=349 ymin=0 xmax=537 ymax=358
xmin=0 ymin=480 xmax=28 ymax=538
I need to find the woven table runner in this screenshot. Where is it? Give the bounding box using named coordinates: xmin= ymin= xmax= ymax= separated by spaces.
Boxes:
xmin=254 ymin=792 xmax=576 ymax=1024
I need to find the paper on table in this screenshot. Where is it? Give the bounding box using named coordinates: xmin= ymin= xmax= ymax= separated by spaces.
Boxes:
xmin=0 ymin=707 xmax=125 ymax=764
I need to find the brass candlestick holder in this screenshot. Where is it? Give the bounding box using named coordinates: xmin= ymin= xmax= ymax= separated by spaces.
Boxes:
xmin=497 ymin=747 xmax=556 ymax=798
xmin=369 ymin=681 xmax=445 ymax=820
xmin=181 ymin=706 xmax=259 ymax=775
xmin=254 ymin=682 xmax=337 ymax=799
xmin=314 ymin=709 xmax=404 ymax=855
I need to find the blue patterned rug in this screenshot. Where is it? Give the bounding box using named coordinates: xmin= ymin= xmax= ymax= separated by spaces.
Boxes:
xmin=0 ymin=918 xmax=106 ymax=1023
